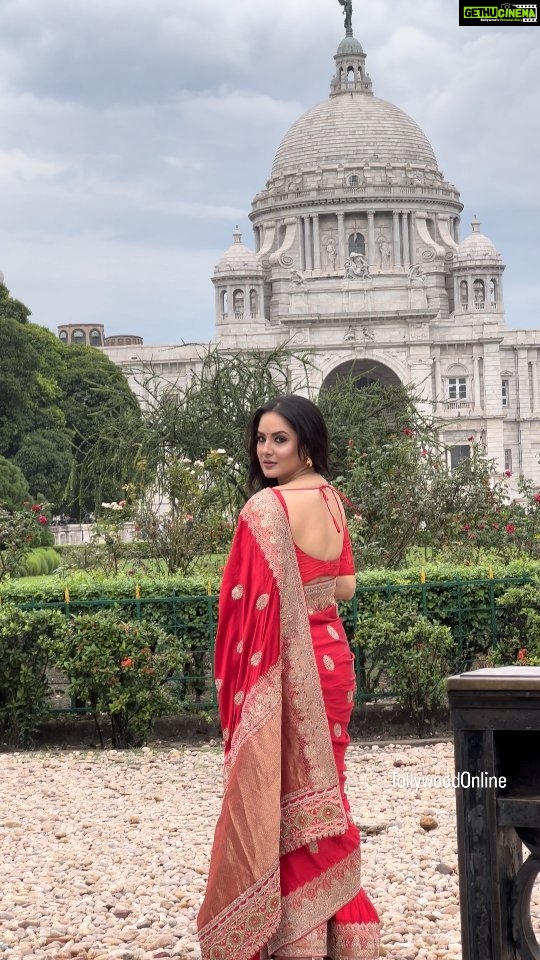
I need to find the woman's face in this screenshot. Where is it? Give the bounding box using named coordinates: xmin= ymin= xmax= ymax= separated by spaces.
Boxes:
xmin=256 ymin=411 xmax=305 ymax=484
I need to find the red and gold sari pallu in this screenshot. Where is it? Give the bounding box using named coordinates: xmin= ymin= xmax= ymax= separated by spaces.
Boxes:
xmin=197 ymin=488 xmax=379 ymax=960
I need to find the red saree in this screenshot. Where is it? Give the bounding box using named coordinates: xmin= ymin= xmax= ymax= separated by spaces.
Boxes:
xmin=197 ymin=487 xmax=379 ymax=960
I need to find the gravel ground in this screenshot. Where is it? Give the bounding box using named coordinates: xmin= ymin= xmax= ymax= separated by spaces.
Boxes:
xmin=0 ymin=740 xmax=537 ymax=960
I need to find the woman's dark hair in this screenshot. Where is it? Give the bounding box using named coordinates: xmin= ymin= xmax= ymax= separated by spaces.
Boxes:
xmin=246 ymin=394 xmax=329 ymax=493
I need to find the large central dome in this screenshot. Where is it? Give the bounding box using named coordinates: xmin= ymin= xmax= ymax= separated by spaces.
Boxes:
xmin=271 ymin=94 xmax=437 ymax=176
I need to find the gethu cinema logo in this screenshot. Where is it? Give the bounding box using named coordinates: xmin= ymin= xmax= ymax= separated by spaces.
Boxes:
xmin=463 ymin=5 xmax=537 ymax=18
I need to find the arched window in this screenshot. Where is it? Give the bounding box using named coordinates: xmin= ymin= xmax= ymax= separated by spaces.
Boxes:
xmin=348 ymin=231 xmax=365 ymax=256
xmin=459 ymin=280 xmax=468 ymax=306
xmin=490 ymin=279 xmax=497 ymax=305
xmin=221 ymin=290 xmax=228 ymax=316
xmin=348 ymin=175 xmax=359 ymax=188
xmin=347 ymin=67 xmax=355 ymax=87
xmin=59 ymin=329 xmax=68 ymax=342
xmin=250 ymin=289 xmax=258 ymax=316
xmin=233 ymin=289 xmax=244 ymax=318
xmin=473 ymin=279 xmax=485 ymax=308
xmin=71 ymin=329 xmax=86 ymax=344
xmin=89 ymin=329 xmax=102 ymax=346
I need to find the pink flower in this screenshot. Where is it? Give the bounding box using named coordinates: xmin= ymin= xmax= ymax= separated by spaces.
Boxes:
xmin=420 ymin=448 xmax=427 ymax=457
xmin=118 ymin=500 xmax=126 ymax=508
xmin=462 ymin=523 xmax=471 ymax=532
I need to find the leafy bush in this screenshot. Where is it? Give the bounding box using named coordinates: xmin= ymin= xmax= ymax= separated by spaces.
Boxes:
xmin=0 ymin=606 xmax=68 ymax=747
xmin=22 ymin=546 xmax=61 ymax=577
xmin=52 ymin=609 xmax=188 ymax=748
xmin=355 ymin=599 xmax=453 ymax=735
xmin=492 ymin=582 xmax=540 ymax=666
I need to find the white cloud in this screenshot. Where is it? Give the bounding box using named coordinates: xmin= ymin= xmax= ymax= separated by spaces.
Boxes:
xmin=0 ymin=0 xmax=538 ymax=340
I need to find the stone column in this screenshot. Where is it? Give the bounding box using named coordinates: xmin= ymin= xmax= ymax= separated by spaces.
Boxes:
xmin=401 ymin=212 xmax=410 ymax=269
xmin=303 ymin=217 xmax=313 ymax=271
xmin=532 ymin=359 xmax=539 ymax=414
xmin=392 ymin=211 xmax=401 ymax=267
xmin=312 ymin=214 xmax=321 ymax=270
xmin=367 ymin=211 xmax=375 ymax=267
xmin=337 ymin=212 xmax=346 ymax=270
xmin=297 ymin=217 xmax=305 ymax=270
xmin=474 ymin=356 xmax=482 ymax=411
xmin=433 ymin=356 xmax=442 ymax=408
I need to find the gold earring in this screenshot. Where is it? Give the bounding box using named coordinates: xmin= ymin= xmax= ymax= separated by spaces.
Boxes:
xmin=305 ymin=456 xmax=313 ymax=468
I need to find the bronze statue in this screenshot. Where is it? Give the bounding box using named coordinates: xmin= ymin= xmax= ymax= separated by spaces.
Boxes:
xmin=338 ymin=0 xmax=353 ymax=33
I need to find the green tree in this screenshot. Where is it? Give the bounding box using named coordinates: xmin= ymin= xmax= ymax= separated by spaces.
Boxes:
xmin=13 ymin=431 xmax=73 ymax=507
xmin=0 ymin=281 xmax=31 ymax=325
xmin=58 ymin=345 xmax=142 ymax=518
xmin=0 ymin=318 xmax=41 ymax=454
xmin=0 ymin=456 xmax=29 ymax=511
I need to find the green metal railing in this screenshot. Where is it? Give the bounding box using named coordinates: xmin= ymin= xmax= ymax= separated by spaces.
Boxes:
xmin=16 ymin=573 xmax=531 ymax=714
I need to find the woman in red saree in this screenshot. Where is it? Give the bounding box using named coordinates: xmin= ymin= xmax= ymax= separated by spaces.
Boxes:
xmin=198 ymin=395 xmax=379 ymax=960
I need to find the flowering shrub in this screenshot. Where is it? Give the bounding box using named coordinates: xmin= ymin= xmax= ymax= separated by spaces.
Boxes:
xmin=0 ymin=502 xmax=51 ymax=581
xmin=0 ymin=606 xmax=68 ymax=747
xmin=53 ymin=609 xmax=187 ymax=747
xmin=136 ymin=455 xmax=234 ymax=574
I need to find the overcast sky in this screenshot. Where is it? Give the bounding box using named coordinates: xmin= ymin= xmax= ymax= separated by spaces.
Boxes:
xmin=0 ymin=0 xmax=538 ymax=345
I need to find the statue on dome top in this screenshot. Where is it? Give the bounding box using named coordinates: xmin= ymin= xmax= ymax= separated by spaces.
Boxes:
xmin=337 ymin=0 xmax=353 ymax=34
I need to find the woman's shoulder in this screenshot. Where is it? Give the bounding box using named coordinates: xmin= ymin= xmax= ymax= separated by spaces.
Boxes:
xmin=239 ymin=487 xmax=278 ymax=520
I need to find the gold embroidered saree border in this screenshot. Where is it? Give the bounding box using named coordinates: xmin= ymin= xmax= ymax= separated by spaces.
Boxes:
xmin=223 ymin=660 xmax=282 ymax=790
xmin=242 ymin=490 xmax=348 ymax=846
xmin=328 ymin=920 xmax=380 ymax=959
xmin=268 ymin=848 xmax=363 ymax=954
xmin=198 ymin=862 xmax=281 ymax=960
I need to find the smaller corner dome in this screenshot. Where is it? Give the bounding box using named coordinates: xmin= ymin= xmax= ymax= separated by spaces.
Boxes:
xmin=456 ymin=216 xmax=502 ymax=263
xmin=336 ymin=34 xmax=364 ymax=56
xmin=215 ymin=228 xmax=260 ymax=274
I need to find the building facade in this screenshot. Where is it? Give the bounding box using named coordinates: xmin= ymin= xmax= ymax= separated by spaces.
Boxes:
xmin=101 ymin=25 xmax=540 ymax=488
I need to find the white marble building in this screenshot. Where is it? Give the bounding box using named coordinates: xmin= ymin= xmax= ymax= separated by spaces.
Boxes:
xmin=102 ymin=27 xmax=540 ymax=487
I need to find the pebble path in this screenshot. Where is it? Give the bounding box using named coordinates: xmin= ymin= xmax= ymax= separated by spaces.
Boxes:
xmin=1 ymin=740 xmax=538 ymax=960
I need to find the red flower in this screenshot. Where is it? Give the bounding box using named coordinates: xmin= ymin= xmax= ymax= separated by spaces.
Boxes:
xmin=504 ymin=470 xmax=512 ymax=478
xmin=467 ymin=436 xmax=475 ymax=442
xmin=38 ymin=515 xmax=48 ymax=525
xmin=505 ymin=523 xmax=516 ymax=535
xmin=403 ymin=428 xmax=414 ymax=437
xmin=534 ymin=493 xmax=540 ymax=504
xmin=462 ymin=523 xmax=471 ymax=532
xmin=517 ymin=649 xmax=527 ymax=662
xmin=420 ymin=448 xmax=427 ymax=457
xmin=31 ymin=504 xmax=41 ymax=512
xmin=120 ymin=657 xmax=134 ymax=668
